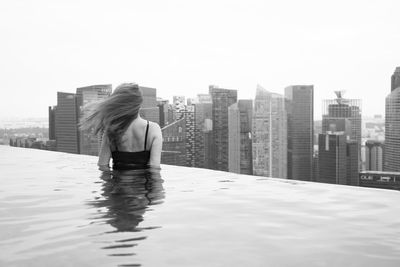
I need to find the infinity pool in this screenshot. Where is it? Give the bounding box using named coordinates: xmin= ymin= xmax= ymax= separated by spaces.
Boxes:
xmin=1 ymin=146 xmax=400 ymax=266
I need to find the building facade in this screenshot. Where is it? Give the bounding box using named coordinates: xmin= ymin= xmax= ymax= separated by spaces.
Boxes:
xmin=228 ymin=103 xmax=240 ymax=173
xmin=318 ymin=132 xmax=359 ymax=185
xmin=209 ymin=85 xmax=237 ymax=171
xmin=253 ymin=86 xmax=286 ymax=178
xmin=384 ymin=67 xmax=400 ymax=172
xmin=139 ymin=86 xmax=160 ymax=124
xmin=55 ymin=92 xmax=79 ymax=154
xmin=365 ymin=140 xmax=384 ymax=171
xmin=185 ymin=105 xmax=196 ymax=167
xmin=193 ymin=95 xmax=213 ymax=169
xmin=48 ymin=106 xmax=56 ymax=140
xmin=285 ymin=85 xmax=314 ymax=181
xmin=76 ymin=84 xmax=112 ymax=156
xmin=238 ymin=99 xmax=253 ymax=175
xmin=161 ymin=118 xmax=186 ymax=166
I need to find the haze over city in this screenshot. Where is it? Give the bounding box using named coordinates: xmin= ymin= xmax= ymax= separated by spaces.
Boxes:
xmin=1 ymin=0 xmax=399 ymax=119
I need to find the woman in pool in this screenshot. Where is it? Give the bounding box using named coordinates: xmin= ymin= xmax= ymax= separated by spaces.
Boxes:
xmin=80 ymin=83 xmax=162 ymax=171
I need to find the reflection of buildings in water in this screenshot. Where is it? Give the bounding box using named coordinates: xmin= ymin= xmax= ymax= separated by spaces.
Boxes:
xmin=94 ymin=169 xmax=165 ymax=232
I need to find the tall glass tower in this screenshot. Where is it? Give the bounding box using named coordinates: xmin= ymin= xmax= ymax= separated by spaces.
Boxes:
xmin=384 ymin=67 xmax=400 ymax=172
xmin=285 ymin=85 xmax=314 ymax=181
xmin=209 ymin=85 xmax=237 ymax=171
xmin=253 ymin=85 xmax=287 ymax=178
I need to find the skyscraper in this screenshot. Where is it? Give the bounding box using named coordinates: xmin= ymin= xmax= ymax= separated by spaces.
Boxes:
xmin=55 ymin=92 xmax=79 ymax=154
xmin=384 ymin=67 xmax=400 ymax=172
xmin=161 ymin=118 xmax=186 ymax=166
xmin=322 ymin=91 xmax=362 ymax=157
xmin=48 ymin=106 xmax=56 ymax=140
xmin=76 ymin=84 xmax=112 ymax=156
xmin=318 ymin=133 xmax=347 ymax=184
xmin=238 ymin=99 xmax=253 ymax=175
xmin=193 ymin=94 xmax=213 ymax=169
xmin=365 ymin=140 xmax=383 ymax=171
xmin=157 ymin=98 xmax=169 ymax=128
xmin=228 ymin=103 xmax=240 ymax=173
xmin=285 ymin=85 xmax=314 ymax=181
xmin=252 ymin=86 xmax=286 ymax=178
xmin=185 ymin=105 xmax=196 ymax=167
xmin=391 ymin=66 xmax=400 ymax=92
xmin=209 ymin=85 xmax=238 ymax=171
xmin=139 ymin=86 xmax=160 ymax=124
xmin=173 ymin=96 xmax=186 ymax=121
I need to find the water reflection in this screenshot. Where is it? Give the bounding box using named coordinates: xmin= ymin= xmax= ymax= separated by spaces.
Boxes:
xmin=94 ymin=168 xmax=165 ymax=232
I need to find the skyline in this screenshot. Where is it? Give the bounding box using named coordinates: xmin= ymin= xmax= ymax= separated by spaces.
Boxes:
xmin=1 ymin=0 xmax=399 ymax=119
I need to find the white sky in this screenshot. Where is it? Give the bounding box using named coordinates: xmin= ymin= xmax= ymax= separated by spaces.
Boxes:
xmin=0 ymin=0 xmax=399 ymax=120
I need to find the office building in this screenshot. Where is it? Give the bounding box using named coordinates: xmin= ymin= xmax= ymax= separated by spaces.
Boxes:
xmin=253 ymin=86 xmax=286 ymax=178
xmin=391 ymin=66 xmax=400 ymax=92
xmin=318 ymin=133 xmax=347 ymax=184
xmin=173 ymin=96 xmax=186 ymax=121
xmin=185 ymin=105 xmax=196 ymax=167
xmin=238 ymin=99 xmax=253 ymax=175
xmin=228 ymin=103 xmax=240 ymax=173
xmin=193 ymin=95 xmax=213 ymax=169
xmin=285 ymin=85 xmax=313 ymax=181
xmin=48 ymin=106 xmax=56 ymax=140
xmin=322 ymin=91 xmax=362 ymax=156
xmin=55 ymin=92 xmax=79 ymax=154
xmin=318 ymin=132 xmax=359 ymax=185
xmin=76 ymin=84 xmax=112 ymax=156
xmin=209 ymin=85 xmax=238 ymax=171
xmin=384 ymin=67 xmax=400 ymax=172
xmin=139 ymin=86 xmax=160 ymax=124
xmin=365 ymin=140 xmax=384 ymax=171
xmin=161 ymin=118 xmax=186 ymax=166
xmin=157 ymin=98 xmax=170 ymax=128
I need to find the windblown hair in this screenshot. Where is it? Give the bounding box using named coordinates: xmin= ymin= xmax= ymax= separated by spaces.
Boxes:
xmin=79 ymin=83 xmax=143 ymax=147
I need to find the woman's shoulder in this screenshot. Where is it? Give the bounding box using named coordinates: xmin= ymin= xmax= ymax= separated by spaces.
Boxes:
xmin=148 ymin=121 xmax=162 ymax=136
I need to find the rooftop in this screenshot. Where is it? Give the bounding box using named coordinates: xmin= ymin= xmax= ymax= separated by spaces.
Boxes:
xmin=1 ymin=146 xmax=400 ymax=266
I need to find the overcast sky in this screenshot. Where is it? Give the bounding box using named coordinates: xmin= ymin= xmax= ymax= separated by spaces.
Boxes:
xmin=0 ymin=0 xmax=399 ymax=120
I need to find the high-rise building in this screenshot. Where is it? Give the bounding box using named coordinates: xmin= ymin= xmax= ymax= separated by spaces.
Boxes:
xmin=322 ymin=91 xmax=362 ymax=158
xmin=193 ymin=94 xmax=213 ymax=169
xmin=317 ymin=132 xmax=359 ymax=185
xmin=253 ymin=86 xmax=286 ymax=178
xmin=318 ymin=133 xmax=347 ymax=184
xmin=55 ymin=92 xmax=79 ymax=154
xmin=238 ymin=99 xmax=253 ymax=175
xmin=346 ymin=140 xmax=359 ymax=186
xmin=185 ymin=105 xmax=196 ymax=167
xmin=161 ymin=118 xmax=186 ymax=166
xmin=285 ymin=85 xmax=313 ymax=181
xmin=391 ymin=66 xmax=400 ymax=92
xmin=173 ymin=96 xmax=186 ymax=121
xmin=48 ymin=106 xmax=56 ymax=140
xmin=228 ymin=103 xmax=240 ymax=173
xmin=384 ymin=67 xmax=400 ymax=172
xmin=76 ymin=84 xmax=112 ymax=156
xmin=157 ymin=98 xmax=169 ymax=128
xmin=139 ymin=86 xmax=160 ymax=124
xmin=365 ymin=140 xmax=383 ymax=171
xmin=209 ymin=85 xmax=238 ymax=171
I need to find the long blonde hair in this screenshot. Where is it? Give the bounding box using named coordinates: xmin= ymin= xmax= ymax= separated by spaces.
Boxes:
xmin=79 ymin=83 xmax=143 ymax=147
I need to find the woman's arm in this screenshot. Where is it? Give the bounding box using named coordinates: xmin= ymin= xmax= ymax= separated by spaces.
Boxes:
xmin=149 ymin=123 xmax=163 ymax=168
xmin=98 ymin=132 xmax=111 ymax=171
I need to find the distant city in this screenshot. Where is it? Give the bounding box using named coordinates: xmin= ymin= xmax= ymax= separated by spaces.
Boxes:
xmin=4 ymin=67 xmax=400 ymax=191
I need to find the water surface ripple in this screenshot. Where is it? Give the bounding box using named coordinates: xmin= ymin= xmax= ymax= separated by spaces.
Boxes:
xmin=1 ymin=146 xmax=400 ymax=266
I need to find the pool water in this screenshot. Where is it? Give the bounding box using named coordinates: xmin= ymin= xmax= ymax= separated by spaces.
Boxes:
xmin=1 ymin=146 xmax=400 ymax=266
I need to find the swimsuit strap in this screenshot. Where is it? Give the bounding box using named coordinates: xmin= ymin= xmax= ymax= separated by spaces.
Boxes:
xmin=144 ymin=120 xmax=149 ymax=150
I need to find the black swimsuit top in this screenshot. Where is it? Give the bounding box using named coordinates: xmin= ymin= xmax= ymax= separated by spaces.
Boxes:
xmin=111 ymin=121 xmax=151 ymax=170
